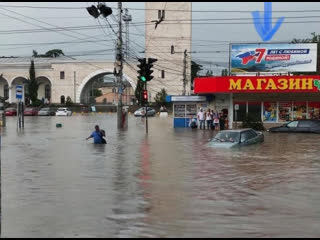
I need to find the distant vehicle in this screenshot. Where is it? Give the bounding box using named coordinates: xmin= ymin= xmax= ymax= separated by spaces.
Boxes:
xmin=268 ymin=120 xmax=320 ymax=133
xmin=134 ymin=107 xmax=156 ymax=117
xmin=209 ymin=129 xmax=264 ymax=148
xmin=56 ymin=108 xmax=72 ymax=116
xmin=5 ymin=108 xmax=17 ymax=116
xmin=24 ymin=107 xmax=38 ymax=116
xmin=38 ymin=107 xmax=55 ymax=116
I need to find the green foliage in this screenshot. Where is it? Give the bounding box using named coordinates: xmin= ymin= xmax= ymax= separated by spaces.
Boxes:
xmin=30 ymin=99 xmax=43 ymax=107
xmin=89 ymin=89 xmax=103 ymax=97
xmin=27 ymin=60 xmax=39 ymax=103
xmin=32 ymin=49 xmax=65 ymax=58
xmin=240 ymin=113 xmax=265 ymax=131
xmin=191 ymin=61 xmax=203 ymax=88
xmin=135 ymin=80 xmax=145 ymax=106
xmin=205 ymin=69 xmax=213 ymax=76
xmin=292 ymin=32 xmax=320 ymax=75
xmin=66 ymin=96 xmax=73 ymax=106
xmin=221 ymin=69 xmax=228 ymax=76
xmin=154 ymin=88 xmax=168 ymax=107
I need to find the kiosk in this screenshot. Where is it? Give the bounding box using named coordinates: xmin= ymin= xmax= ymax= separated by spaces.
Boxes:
xmin=168 ymin=95 xmax=208 ymax=128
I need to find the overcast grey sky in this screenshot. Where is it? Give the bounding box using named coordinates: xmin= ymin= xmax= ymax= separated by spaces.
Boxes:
xmin=0 ymin=2 xmax=319 ymax=74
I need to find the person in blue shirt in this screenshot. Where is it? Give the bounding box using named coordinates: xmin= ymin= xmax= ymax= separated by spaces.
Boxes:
xmin=86 ymin=125 xmax=104 ymax=144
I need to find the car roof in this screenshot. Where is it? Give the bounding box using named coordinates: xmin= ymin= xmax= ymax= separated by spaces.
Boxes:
xmin=219 ymin=128 xmax=254 ymax=133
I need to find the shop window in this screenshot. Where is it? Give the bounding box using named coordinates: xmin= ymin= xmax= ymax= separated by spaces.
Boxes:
xmin=279 ymin=102 xmax=292 ymax=122
xmin=248 ymin=102 xmax=262 ymax=122
xmin=263 ymin=102 xmax=277 ymax=122
xmin=308 ymin=102 xmax=320 ymax=120
xmin=293 ymin=102 xmax=307 ymax=120
xmin=234 ymin=102 xmax=246 ymax=122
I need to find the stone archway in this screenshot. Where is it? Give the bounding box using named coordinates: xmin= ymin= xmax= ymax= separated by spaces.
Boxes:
xmin=76 ymin=69 xmax=136 ymax=104
xmin=36 ymin=76 xmax=52 ymax=103
xmin=0 ymin=75 xmax=9 ymax=100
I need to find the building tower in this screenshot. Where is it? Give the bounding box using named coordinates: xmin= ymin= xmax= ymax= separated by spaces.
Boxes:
xmin=145 ymin=2 xmax=192 ymax=99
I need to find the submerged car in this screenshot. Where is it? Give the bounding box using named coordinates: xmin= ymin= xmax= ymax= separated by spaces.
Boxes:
xmin=38 ymin=108 xmax=55 ymax=116
xmin=24 ymin=107 xmax=38 ymax=116
xmin=5 ymin=108 xmax=17 ymax=116
xmin=134 ymin=107 xmax=156 ymax=117
xmin=209 ymin=129 xmax=264 ymax=148
xmin=268 ymin=120 xmax=320 ymax=133
xmin=56 ymin=108 xmax=72 ymax=116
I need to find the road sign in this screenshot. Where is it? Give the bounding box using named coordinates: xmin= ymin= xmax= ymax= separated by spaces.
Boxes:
xmin=16 ymin=85 xmax=23 ymax=99
xmin=234 ymin=104 xmax=239 ymax=111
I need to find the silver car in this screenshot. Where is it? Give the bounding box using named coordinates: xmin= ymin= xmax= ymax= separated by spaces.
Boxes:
xmin=134 ymin=107 xmax=156 ymax=117
xmin=38 ymin=108 xmax=55 ymax=116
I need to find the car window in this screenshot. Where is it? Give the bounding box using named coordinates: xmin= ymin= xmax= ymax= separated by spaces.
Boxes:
xmin=287 ymin=121 xmax=298 ymax=128
xmin=240 ymin=131 xmax=252 ymax=142
xmin=213 ymin=132 xmax=240 ymax=143
xmin=249 ymin=130 xmax=257 ymax=138
xmin=298 ymin=121 xmax=311 ymax=128
xmin=310 ymin=121 xmax=320 ymax=127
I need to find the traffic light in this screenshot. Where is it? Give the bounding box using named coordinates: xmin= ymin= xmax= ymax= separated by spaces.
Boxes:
xmin=97 ymin=3 xmax=112 ymax=17
xmin=86 ymin=5 xmax=100 ymax=18
xmin=145 ymin=58 xmax=158 ymax=82
xmin=143 ymin=90 xmax=148 ymax=102
xmin=137 ymin=58 xmax=147 ymax=82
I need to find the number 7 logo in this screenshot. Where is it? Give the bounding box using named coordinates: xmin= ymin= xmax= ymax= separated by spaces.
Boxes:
xmin=255 ymin=48 xmax=266 ymax=63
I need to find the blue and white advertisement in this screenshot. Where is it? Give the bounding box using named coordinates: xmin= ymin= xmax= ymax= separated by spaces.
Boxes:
xmin=231 ymin=43 xmax=318 ymax=73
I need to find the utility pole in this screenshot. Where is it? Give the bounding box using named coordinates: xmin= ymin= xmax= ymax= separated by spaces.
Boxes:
xmin=182 ymin=49 xmax=187 ymax=95
xmin=116 ymin=2 xmax=124 ymax=129
xmin=123 ymin=8 xmax=132 ymax=59
xmin=74 ymin=71 xmax=76 ymax=103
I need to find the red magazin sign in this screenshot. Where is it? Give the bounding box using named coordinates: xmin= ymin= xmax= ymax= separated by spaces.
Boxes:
xmin=194 ymin=76 xmax=320 ymax=94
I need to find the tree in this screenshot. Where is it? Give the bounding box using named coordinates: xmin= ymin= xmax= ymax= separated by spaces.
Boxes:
xmin=45 ymin=49 xmax=65 ymax=58
xmin=27 ymin=60 xmax=39 ymax=103
xmin=292 ymin=32 xmax=320 ymax=75
xmin=89 ymin=89 xmax=103 ymax=97
xmin=135 ymin=80 xmax=145 ymax=106
xmin=205 ymin=69 xmax=213 ymax=76
xmin=221 ymin=69 xmax=228 ymax=76
xmin=191 ymin=61 xmax=203 ymax=89
xmin=66 ymin=96 xmax=73 ymax=106
xmin=154 ymin=88 xmax=168 ymax=107
xmin=32 ymin=50 xmax=38 ymax=57
xmin=32 ymin=49 xmax=65 ymax=58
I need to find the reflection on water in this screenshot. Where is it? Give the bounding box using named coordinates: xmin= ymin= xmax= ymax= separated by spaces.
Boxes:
xmin=1 ymin=115 xmax=320 ymax=237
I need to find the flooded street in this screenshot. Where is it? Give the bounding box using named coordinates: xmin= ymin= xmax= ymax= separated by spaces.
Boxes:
xmin=1 ymin=114 xmax=320 ymax=237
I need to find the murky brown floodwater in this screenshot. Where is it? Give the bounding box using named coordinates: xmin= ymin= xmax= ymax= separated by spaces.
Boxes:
xmin=1 ymin=114 xmax=320 ymax=237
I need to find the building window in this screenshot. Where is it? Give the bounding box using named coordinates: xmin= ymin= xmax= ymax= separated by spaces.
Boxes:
xmin=171 ymin=45 xmax=174 ymax=54
xmin=162 ymin=10 xmax=165 ymax=19
xmin=4 ymin=84 xmax=8 ymax=99
xmin=158 ymin=10 xmax=161 ymax=19
xmin=161 ymin=70 xmax=165 ymax=79
xmin=45 ymin=84 xmax=51 ymax=99
xmin=60 ymin=71 xmax=65 ymax=79
xmin=234 ymin=102 xmax=247 ymax=122
xmin=60 ymin=95 xmax=65 ymax=104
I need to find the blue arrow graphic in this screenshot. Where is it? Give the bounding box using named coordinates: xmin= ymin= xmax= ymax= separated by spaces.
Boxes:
xmin=252 ymin=2 xmax=285 ymax=42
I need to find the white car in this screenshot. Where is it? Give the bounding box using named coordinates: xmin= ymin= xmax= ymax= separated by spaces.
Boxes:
xmin=56 ymin=108 xmax=72 ymax=116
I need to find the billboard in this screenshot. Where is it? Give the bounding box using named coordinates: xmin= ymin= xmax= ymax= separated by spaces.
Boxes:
xmin=194 ymin=75 xmax=320 ymax=94
xmin=230 ymin=43 xmax=318 ymax=73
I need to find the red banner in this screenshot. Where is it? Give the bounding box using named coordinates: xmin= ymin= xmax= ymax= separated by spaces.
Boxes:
xmin=194 ymin=75 xmax=320 ymax=94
